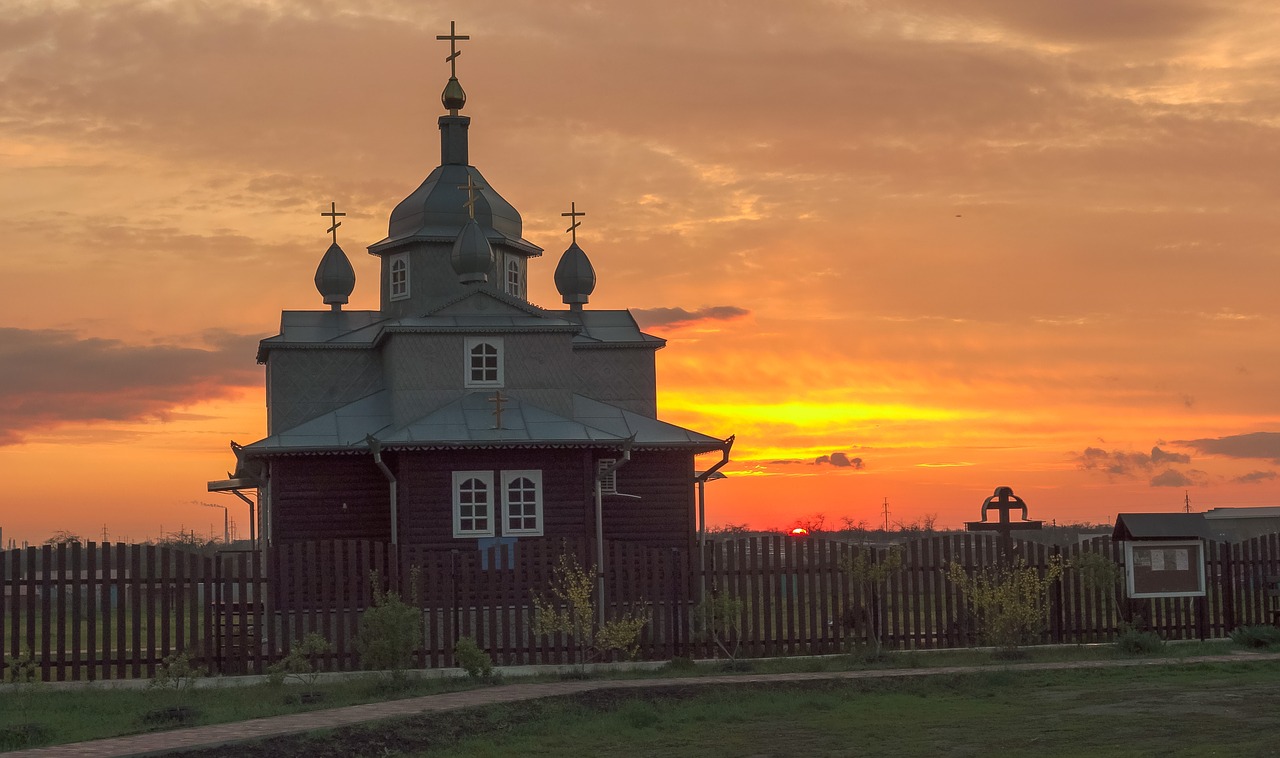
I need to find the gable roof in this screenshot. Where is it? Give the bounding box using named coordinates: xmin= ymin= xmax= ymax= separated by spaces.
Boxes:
xmin=244 ymin=391 xmax=723 ymax=455
xmin=1112 ymin=513 xmax=1211 ymax=541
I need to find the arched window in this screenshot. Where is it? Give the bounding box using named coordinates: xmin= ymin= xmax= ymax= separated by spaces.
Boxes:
xmin=503 ymin=470 xmax=542 ymax=535
xmin=453 ymin=471 xmax=494 ymax=537
xmin=506 ymin=260 xmax=522 ymax=298
xmin=465 ymin=337 xmax=503 ymax=387
xmin=389 ymin=253 xmax=409 ymax=300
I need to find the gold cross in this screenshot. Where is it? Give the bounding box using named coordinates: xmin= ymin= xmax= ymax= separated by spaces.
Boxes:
xmin=488 ymin=390 xmax=507 ymax=429
xmin=561 ymin=201 xmax=586 ymax=244
xmin=458 ymin=175 xmax=486 ymax=220
xmin=436 ymin=21 xmax=470 ymax=78
xmin=321 ymin=201 xmax=345 ymax=244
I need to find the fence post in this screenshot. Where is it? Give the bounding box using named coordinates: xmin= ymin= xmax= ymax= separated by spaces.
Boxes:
xmin=1050 ymin=545 xmax=1064 ymax=644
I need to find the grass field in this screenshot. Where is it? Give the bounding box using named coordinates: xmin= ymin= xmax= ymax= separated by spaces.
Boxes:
xmin=2 ymin=642 xmax=1277 ymax=754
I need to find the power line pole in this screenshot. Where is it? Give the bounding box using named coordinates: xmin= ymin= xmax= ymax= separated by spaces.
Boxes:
xmin=1184 ymin=490 xmax=1191 ymax=513
xmin=882 ymin=497 xmax=891 ymax=532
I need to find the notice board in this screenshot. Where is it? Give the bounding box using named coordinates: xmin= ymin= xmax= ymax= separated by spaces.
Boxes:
xmin=1124 ymin=540 xmax=1206 ymax=598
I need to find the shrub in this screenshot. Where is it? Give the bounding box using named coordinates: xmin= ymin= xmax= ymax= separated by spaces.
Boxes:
xmin=268 ymin=632 xmax=330 ymax=690
xmin=1116 ymin=623 xmax=1164 ymax=654
xmin=148 ymin=652 xmax=205 ymax=692
xmin=531 ymin=552 xmax=650 ymax=671
xmin=839 ymin=546 xmax=903 ymax=657
xmin=946 ymin=557 xmax=1063 ymax=652
xmin=355 ymin=568 xmax=423 ymax=676
xmin=454 ymin=636 xmax=494 ymax=679
xmin=1230 ymin=624 xmax=1280 ymax=648
xmin=694 ymin=590 xmax=745 ymax=661
xmin=3 ymin=648 xmax=39 ymax=685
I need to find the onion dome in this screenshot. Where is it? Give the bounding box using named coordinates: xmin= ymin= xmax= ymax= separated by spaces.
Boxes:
xmin=451 ymin=217 xmax=494 ymax=284
xmin=554 ymin=241 xmax=596 ymax=309
xmin=314 ymin=241 xmax=356 ymax=309
xmin=442 ymin=76 xmax=466 ymax=112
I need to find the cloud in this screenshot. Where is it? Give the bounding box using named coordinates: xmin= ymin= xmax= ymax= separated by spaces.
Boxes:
xmin=0 ymin=328 xmax=263 ymax=445
xmin=1075 ymin=445 xmax=1192 ymax=477
xmin=1149 ymin=469 xmax=1204 ymax=488
xmin=1175 ymin=432 xmax=1280 ymax=461
xmin=631 ymin=306 xmax=750 ymax=329
xmin=815 ymin=452 xmax=865 ymax=469
xmin=1231 ymin=470 xmax=1277 ymax=485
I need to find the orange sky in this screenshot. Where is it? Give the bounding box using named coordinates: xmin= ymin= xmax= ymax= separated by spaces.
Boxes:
xmin=4 ymin=1 xmax=1280 ymax=544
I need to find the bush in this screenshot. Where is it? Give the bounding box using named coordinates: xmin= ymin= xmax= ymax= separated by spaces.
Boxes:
xmin=1230 ymin=625 xmax=1280 ymax=648
xmin=694 ymin=590 xmax=745 ymax=661
xmin=148 ymin=652 xmax=205 ymax=692
xmin=1116 ymin=624 xmax=1164 ymax=654
xmin=268 ymin=632 xmax=330 ymax=690
xmin=355 ymin=568 xmax=422 ymax=675
xmin=454 ymin=636 xmax=494 ymax=679
xmin=946 ymin=558 xmax=1063 ymax=652
xmin=531 ymin=552 xmax=650 ymax=671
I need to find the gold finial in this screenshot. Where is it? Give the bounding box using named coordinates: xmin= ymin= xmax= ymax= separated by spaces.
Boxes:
xmin=321 ymin=201 xmax=345 ymax=244
xmin=437 ymin=21 xmax=469 ymax=78
xmin=457 ymin=175 xmax=486 ymax=219
xmin=561 ymin=201 xmax=585 ymax=244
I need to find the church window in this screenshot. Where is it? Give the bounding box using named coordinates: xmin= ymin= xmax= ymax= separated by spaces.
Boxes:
xmin=465 ymin=337 xmax=503 ymax=387
xmin=389 ymin=253 xmax=409 ymax=301
xmin=506 ymin=260 xmax=522 ymax=298
xmin=453 ymin=471 xmax=494 ymax=537
xmin=502 ymin=470 xmax=543 ymax=535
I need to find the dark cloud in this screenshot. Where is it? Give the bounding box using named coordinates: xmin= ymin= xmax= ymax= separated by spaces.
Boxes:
xmin=1175 ymin=432 xmax=1280 ymax=461
xmin=1150 ymin=469 xmax=1204 ymax=488
xmin=815 ymin=452 xmax=865 ymax=469
xmin=1232 ymin=470 xmax=1277 ymax=485
xmin=0 ymin=328 xmax=263 ymax=445
xmin=1076 ymin=445 xmax=1193 ymax=477
xmin=631 ymin=306 xmax=750 ymax=329
xmin=903 ymin=0 xmax=1219 ymax=45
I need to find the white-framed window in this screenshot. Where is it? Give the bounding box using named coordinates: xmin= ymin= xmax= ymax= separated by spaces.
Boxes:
xmin=506 ymin=259 xmax=522 ymax=298
xmin=389 ymin=253 xmax=409 ymax=301
xmin=465 ymin=337 xmax=503 ymax=387
xmin=597 ymin=458 xmax=617 ymax=495
xmin=452 ymin=471 xmax=494 ymax=537
xmin=502 ymin=470 xmax=543 ymax=536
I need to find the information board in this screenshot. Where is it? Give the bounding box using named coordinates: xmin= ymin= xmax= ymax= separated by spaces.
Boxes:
xmin=1124 ymin=540 xmax=1205 ymax=598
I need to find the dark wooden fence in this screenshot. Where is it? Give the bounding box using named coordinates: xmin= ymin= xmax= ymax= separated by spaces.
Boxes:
xmin=3 ymin=533 xmax=1279 ymax=680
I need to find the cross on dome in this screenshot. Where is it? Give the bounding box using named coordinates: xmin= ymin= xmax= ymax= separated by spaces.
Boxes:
xmin=561 ymin=201 xmax=585 ymax=244
xmin=321 ymin=201 xmax=345 ymax=243
xmin=437 ymin=21 xmax=470 ymax=78
xmin=457 ymin=175 xmax=486 ymax=219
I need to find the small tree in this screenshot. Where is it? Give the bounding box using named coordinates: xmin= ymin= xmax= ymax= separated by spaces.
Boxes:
xmin=354 ymin=568 xmax=422 ymax=681
xmin=695 ymin=589 xmax=745 ymax=662
xmin=148 ymin=652 xmax=205 ymax=692
xmin=839 ymin=546 xmax=902 ymax=657
xmin=947 ymin=558 xmax=1063 ymax=653
xmin=1072 ymin=549 xmax=1126 ymax=624
xmin=268 ymin=632 xmax=330 ymax=693
xmin=531 ymin=552 xmax=649 ymax=672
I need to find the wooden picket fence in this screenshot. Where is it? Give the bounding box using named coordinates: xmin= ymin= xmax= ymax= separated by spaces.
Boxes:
xmin=3 ymin=532 xmax=1279 ymax=681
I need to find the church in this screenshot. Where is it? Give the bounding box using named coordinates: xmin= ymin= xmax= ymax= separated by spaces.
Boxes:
xmin=209 ymin=26 xmax=732 ymax=556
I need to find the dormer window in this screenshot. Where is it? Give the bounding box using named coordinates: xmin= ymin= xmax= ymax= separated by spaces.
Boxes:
xmin=465 ymin=337 xmax=503 ymax=387
xmin=389 ymin=253 xmax=409 ymax=301
xmin=506 ymin=260 xmax=522 ymax=298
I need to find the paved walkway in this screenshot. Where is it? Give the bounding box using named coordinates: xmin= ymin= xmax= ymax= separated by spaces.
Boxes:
xmin=12 ymin=652 xmax=1280 ymax=757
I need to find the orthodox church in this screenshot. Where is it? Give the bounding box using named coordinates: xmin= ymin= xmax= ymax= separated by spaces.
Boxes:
xmin=209 ymin=27 xmax=732 ymax=555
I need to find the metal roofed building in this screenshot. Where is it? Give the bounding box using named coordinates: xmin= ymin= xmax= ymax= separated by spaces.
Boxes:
xmin=209 ymin=30 xmax=732 ymax=553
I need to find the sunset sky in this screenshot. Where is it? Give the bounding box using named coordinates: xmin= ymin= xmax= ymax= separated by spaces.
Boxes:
xmin=4 ymin=0 xmax=1280 ymax=544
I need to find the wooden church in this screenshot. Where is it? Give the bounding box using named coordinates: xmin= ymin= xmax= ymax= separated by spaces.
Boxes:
xmin=209 ymin=27 xmax=732 ymax=556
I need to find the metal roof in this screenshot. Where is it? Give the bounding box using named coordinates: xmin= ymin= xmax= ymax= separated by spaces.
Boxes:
xmin=1112 ymin=513 xmax=1211 ymax=541
xmin=245 ymin=391 xmax=722 ymax=455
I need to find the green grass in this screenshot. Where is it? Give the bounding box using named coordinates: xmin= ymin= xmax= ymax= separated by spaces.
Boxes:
xmin=0 ymin=640 xmax=1271 ymax=751
xmin=169 ymin=660 xmax=1280 ymax=757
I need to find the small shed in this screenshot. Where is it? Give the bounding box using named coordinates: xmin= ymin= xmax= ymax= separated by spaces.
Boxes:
xmin=1112 ymin=513 xmax=1209 ymax=598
